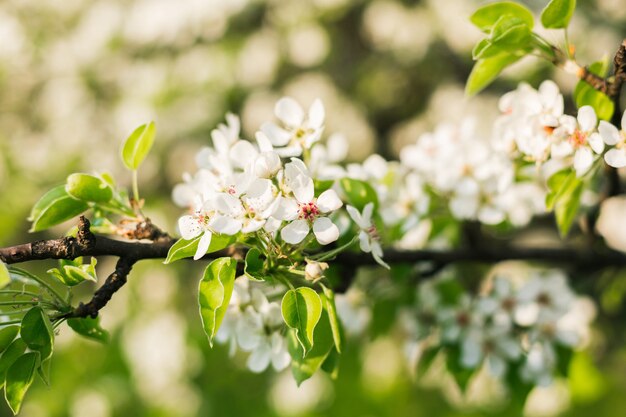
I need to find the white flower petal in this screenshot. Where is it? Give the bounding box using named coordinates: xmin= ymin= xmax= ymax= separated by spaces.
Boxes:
xmin=599 ymin=120 xmax=621 ymax=146
xmin=247 ymin=342 xmax=271 ymax=373
xmin=573 ymin=147 xmax=593 ymax=176
xmin=313 ymin=217 xmax=339 ymax=245
xmin=588 ymin=132 xmax=605 ymax=154
xmin=274 ymin=197 xmax=299 ymax=221
xmin=308 ymin=99 xmax=325 ymax=129
xmin=261 ymin=122 xmax=291 ymax=146
xmin=317 ymin=189 xmax=343 ymax=213
xmin=275 ymin=97 xmax=304 ymax=127
xmin=577 ymin=105 xmax=597 ymax=131
xmin=346 ymin=205 xmax=364 ymax=228
xmin=281 ymin=219 xmax=310 ymax=244
xmin=194 ymin=231 xmax=212 ymax=260
xmin=179 ymin=215 xmax=202 ymax=240
xmin=359 ymin=230 xmax=371 ymax=253
xmin=292 ymin=175 xmax=315 ymax=204
xmin=605 ymin=148 xmax=626 ymax=168
xmin=487 ymin=354 xmax=507 ymax=377
xmin=209 ymin=215 xmax=242 ymax=235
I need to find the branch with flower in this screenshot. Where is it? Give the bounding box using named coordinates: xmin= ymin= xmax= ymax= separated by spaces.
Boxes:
xmin=0 ymin=0 xmax=625 ymax=414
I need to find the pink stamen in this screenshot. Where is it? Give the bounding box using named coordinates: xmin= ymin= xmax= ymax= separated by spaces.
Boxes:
xmin=299 ymin=201 xmax=320 ymax=221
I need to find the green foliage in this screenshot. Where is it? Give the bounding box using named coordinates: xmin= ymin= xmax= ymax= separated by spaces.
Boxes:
xmin=5 ymin=352 xmax=39 ymax=415
xmin=164 ymin=234 xmax=235 ymax=264
xmin=47 ymin=257 xmax=97 ymax=286
xmin=28 ymin=186 xmax=89 ymax=232
xmin=20 ymin=307 xmax=54 ymax=362
xmin=321 ymin=286 xmax=343 ymax=353
xmin=574 ymin=59 xmax=615 ymax=121
xmin=339 ymin=178 xmax=378 ymax=210
xmin=244 ymin=248 xmax=266 ymax=281
xmin=65 ymin=173 xmax=113 ymax=203
xmin=546 ymin=169 xmax=584 ymax=236
xmin=0 ymin=328 xmax=19 ymax=355
xmin=466 ymin=54 xmax=523 ymax=96
xmin=0 ymin=261 xmax=10 ymax=289
xmin=0 ymin=339 xmax=27 ymax=390
xmin=198 ymin=257 xmax=237 ymax=347
xmin=541 ymin=0 xmax=576 ymax=29
xmin=287 ymin=300 xmax=336 ymax=386
xmin=281 ymin=287 xmax=323 ymax=356
xmin=569 ymin=351 xmax=607 ymax=403
xmin=67 ymin=317 xmax=109 ymax=343
xmin=445 ymin=346 xmax=474 ymax=392
xmin=121 ymin=122 xmax=156 ymax=170
xmin=416 ymin=346 xmax=440 ymax=377
xmin=470 ymin=1 xmax=535 ymax=32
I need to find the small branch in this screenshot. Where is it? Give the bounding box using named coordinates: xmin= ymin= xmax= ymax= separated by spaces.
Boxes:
xmin=70 ymin=257 xmax=135 ymax=318
xmin=607 ymin=40 xmax=626 ymax=100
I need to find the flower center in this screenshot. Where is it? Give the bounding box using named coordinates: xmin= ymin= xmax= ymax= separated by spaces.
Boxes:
xmin=298 ymin=201 xmax=320 ymax=221
xmin=366 ymin=225 xmax=380 ymax=241
xmin=568 ymin=129 xmax=587 ymax=148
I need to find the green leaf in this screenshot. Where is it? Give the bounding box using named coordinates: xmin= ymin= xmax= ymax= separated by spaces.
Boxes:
xmin=47 ymin=257 xmax=97 ymax=286
xmin=339 ymin=178 xmax=378 ymax=211
xmin=0 ymin=261 xmax=10 ymax=289
xmin=0 ymin=339 xmax=27 ymax=390
xmin=287 ymin=301 xmax=336 ymax=385
xmin=281 ymin=287 xmax=323 ymax=356
xmin=490 ymin=16 xmax=532 ymax=49
xmin=5 ymin=352 xmax=39 ymax=415
xmin=121 ymin=122 xmax=156 ymax=170
xmin=320 ymin=348 xmax=340 ymax=379
xmin=505 ymin=360 xmax=534 ymax=411
xmin=470 ymin=1 xmax=534 ymax=32
xmin=0 ymin=327 xmax=19 ymax=355
xmin=20 ymin=307 xmax=54 ymax=362
xmin=554 ymin=343 xmax=574 ymax=376
xmin=472 ymin=39 xmax=507 ymax=60
xmin=466 ymin=54 xmax=522 ymax=96
xmin=555 ymin=179 xmax=583 ymax=237
xmin=244 ymin=248 xmax=266 ymax=282
xmin=65 ymin=173 xmax=113 ymax=203
xmin=321 ymin=286 xmax=342 ymax=353
xmin=417 ymin=346 xmax=440 ymax=377
xmin=198 ymin=257 xmax=237 ymax=347
xmin=541 ymin=0 xmax=576 ymax=29
xmin=29 ymin=186 xmax=89 ymax=232
xmin=67 ymin=317 xmax=109 ymax=343
xmin=164 ymin=234 xmax=235 ymax=264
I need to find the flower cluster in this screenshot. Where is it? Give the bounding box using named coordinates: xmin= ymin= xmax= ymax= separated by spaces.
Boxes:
xmin=493 ymin=81 xmax=626 ymax=176
xmin=401 ymin=269 xmax=593 ymax=386
xmin=172 ymin=98 xmax=347 ymax=259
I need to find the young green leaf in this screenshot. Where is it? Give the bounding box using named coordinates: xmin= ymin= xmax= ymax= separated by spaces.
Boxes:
xmin=47 ymin=257 xmax=98 ymax=286
xmin=5 ymin=352 xmax=39 ymax=415
xmin=541 ymin=0 xmax=576 ymax=29
xmin=339 ymin=178 xmax=378 ymax=211
xmin=29 ymin=187 xmax=89 ymax=232
xmin=489 ymin=16 xmax=532 ymax=49
xmin=574 ymin=59 xmax=614 ymax=121
xmin=0 ymin=327 xmax=19 ymax=355
xmin=0 ymin=339 xmax=27 ymax=390
xmin=164 ymin=234 xmax=234 ymax=264
xmin=20 ymin=307 xmax=54 ymax=361
xmin=244 ymin=248 xmax=266 ymax=282
xmin=286 ymin=302 xmax=335 ymax=385
xmin=198 ymin=257 xmax=237 ymax=347
xmin=0 ymin=261 xmax=10 ymax=289
xmin=470 ymin=1 xmax=534 ymax=32
xmin=121 ymin=122 xmax=156 ymax=170
xmin=466 ymin=53 xmax=522 ymax=96
xmin=65 ymin=173 xmax=113 ymax=203
xmin=67 ymin=317 xmax=109 ymax=343
xmin=281 ymin=287 xmax=323 ymax=356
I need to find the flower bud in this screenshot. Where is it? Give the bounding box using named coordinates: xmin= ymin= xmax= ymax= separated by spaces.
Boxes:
xmin=304 ymin=260 xmax=329 ymax=282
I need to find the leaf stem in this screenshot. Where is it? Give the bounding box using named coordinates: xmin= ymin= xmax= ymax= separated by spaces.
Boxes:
xmin=8 ymin=267 xmax=69 ymax=308
xmin=132 ymin=169 xmax=140 ymax=203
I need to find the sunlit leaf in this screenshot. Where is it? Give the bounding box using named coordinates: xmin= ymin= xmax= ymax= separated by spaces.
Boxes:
xmin=466 ymin=54 xmax=522 ymax=96
xmin=29 ymin=187 xmax=89 ymax=232
xmin=541 ymin=0 xmax=576 ymax=29
xmin=339 ymin=178 xmax=378 ymax=211
xmin=121 ymin=122 xmax=156 ymax=170
xmin=65 ymin=173 xmax=113 ymax=203
xmin=67 ymin=317 xmax=109 ymax=343
xmin=198 ymin=257 xmax=237 ymax=347
xmin=470 ymin=1 xmax=534 ymax=32
xmin=5 ymin=352 xmax=39 ymax=415
xmin=20 ymin=307 xmax=54 ymax=362
xmin=281 ymin=287 xmax=322 ymax=356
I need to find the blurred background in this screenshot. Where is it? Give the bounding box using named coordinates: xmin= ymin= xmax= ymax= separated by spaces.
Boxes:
xmin=1 ymin=0 xmax=626 ymax=416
